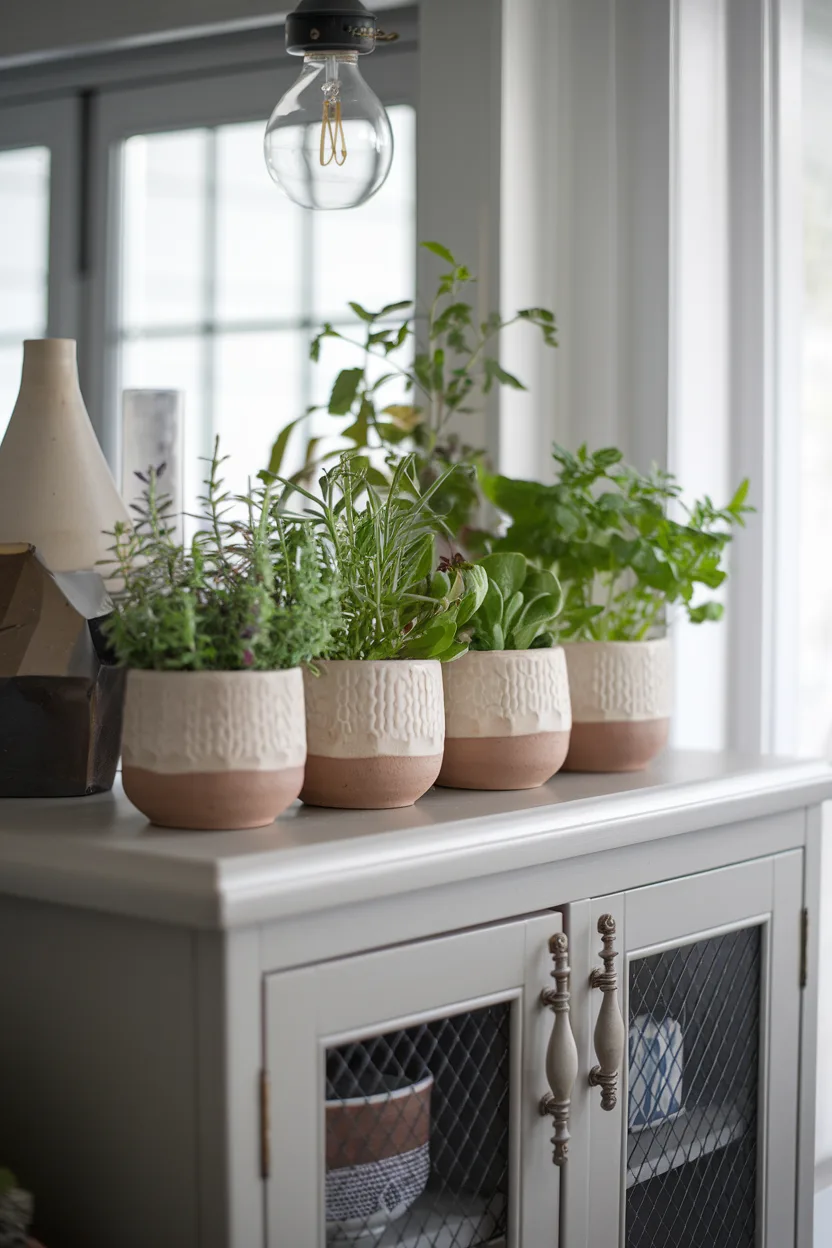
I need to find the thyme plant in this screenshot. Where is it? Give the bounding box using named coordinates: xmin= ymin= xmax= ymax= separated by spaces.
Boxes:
xmin=103 ymin=442 xmax=341 ymax=671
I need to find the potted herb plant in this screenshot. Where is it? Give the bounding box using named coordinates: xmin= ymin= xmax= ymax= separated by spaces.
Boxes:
xmin=437 ymin=552 xmax=572 ymax=790
xmin=264 ymin=242 xmax=556 ymax=549
xmin=105 ymin=445 xmax=340 ymax=830
xmin=278 ymin=453 xmax=487 ymax=810
xmin=0 ymin=1167 xmax=44 ymax=1247
xmin=484 ymin=445 xmax=751 ymax=772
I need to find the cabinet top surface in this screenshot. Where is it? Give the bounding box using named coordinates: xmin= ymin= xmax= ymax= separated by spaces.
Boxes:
xmin=0 ymin=751 xmax=828 ymax=929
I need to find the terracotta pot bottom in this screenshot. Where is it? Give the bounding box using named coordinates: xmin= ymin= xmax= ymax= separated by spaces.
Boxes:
xmin=122 ymin=765 xmax=305 ymax=830
xmin=301 ymin=754 xmax=443 ymax=809
xmin=436 ymin=731 xmax=571 ymax=791
xmin=563 ymin=719 xmax=670 ymax=773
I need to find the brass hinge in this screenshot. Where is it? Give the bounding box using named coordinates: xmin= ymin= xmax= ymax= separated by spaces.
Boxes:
xmin=259 ymin=1069 xmax=271 ymax=1180
xmin=800 ymin=908 xmax=809 ymax=990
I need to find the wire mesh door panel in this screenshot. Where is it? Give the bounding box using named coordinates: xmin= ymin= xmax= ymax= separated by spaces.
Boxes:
xmin=325 ymin=1004 xmax=511 ymax=1246
xmin=625 ymin=925 xmax=762 ymax=1248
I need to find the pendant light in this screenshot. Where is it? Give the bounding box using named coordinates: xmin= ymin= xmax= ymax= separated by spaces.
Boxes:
xmin=264 ymin=0 xmax=395 ymax=211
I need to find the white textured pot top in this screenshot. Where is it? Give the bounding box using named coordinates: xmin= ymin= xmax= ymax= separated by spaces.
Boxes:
xmin=442 ymin=648 xmax=572 ymax=739
xmin=563 ymin=639 xmax=672 ymax=723
xmin=303 ymin=660 xmax=445 ymax=759
xmin=122 ymin=668 xmax=306 ymax=773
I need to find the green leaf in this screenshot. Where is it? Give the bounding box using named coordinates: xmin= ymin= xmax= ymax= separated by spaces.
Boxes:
xmin=478 ymin=551 xmax=527 ymax=601
xmin=597 ymin=492 xmax=629 ymax=513
xmin=729 ymin=478 xmax=751 ymax=513
xmin=476 ymin=579 xmax=504 ymax=632
xmin=348 ymin=301 xmax=375 ymax=322
xmin=512 ymin=594 xmax=562 ymax=650
xmin=328 ymin=368 xmax=364 ymax=416
xmin=264 ymin=414 xmax=305 ymax=478
xmin=483 ymin=357 xmax=526 ymax=394
xmin=503 ymin=590 xmax=524 ymax=637
xmin=688 ymin=600 xmax=724 ymax=624
xmin=380 ymin=299 xmax=414 ymax=316
xmin=400 ymin=618 xmax=457 ymax=659
xmin=430 ymin=570 xmax=451 ymax=599
xmin=421 ymin=240 xmax=456 ymax=265
xmin=382 ymin=404 xmax=423 ymax=431
xmin=441 ymin=639 xmax=470 ymax=662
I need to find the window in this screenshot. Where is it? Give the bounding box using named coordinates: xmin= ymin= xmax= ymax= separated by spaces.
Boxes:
xmin=0 ymin=145 xmax=50 ymax=430
xmin=113 ymin=106 xmax=416 ymax=509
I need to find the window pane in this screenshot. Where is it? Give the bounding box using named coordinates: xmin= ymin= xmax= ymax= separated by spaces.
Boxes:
xmin=214 ymin=329 xmax=304 ymax=493
xmin=112 ymin=98 xmax=415 ymax=503
xmin=215 ymin=121 xmax=305 ymax=323
xmin=121 ymin=131 xmax=208 ymax=331
xmin=0 ymin=146 xmax=50 ymax=435
xmin=800 ymin=28 xmax=832 ymax=756
xmin=311 ymin=105 xmax=416 ymax=321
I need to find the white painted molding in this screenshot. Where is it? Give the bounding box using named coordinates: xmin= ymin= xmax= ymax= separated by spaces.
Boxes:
xmin=0 ymin=752 xmax=826 ymax=929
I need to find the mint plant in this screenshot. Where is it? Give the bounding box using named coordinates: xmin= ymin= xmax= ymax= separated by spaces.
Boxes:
xmin=277 ymin=452 xmax=487 ymax=662
xmin=264 ymin=241 xmax=557 ymax=543
xmin=484 ymin=444 xmax=751 ymax=641
xmin=103 ymin=442 xmax=341 ymax=671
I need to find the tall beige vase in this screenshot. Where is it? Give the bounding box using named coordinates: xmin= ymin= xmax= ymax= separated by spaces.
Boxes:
xmin=562 ymin=639 xmax=672 ymax=772
xmin=438 ymin=649 xmax=572 ymax=790
xmin=301 ymin=660 xmax=445 ymax=809
xmin=0 ymin=339 xmax=129 ymax=571
xmin=0 ymin=340 xmax=131 ymax=797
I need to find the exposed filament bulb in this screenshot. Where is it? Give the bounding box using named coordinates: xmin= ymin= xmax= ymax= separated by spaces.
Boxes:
xmin=264 ymin=49 xmax=393 ymax=209
xmin=321 ymin=78 xmax=347 ymax=167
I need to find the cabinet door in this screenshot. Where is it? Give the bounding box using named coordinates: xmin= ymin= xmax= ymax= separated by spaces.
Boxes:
xmin=565 ymin=852 xmax=803 ymax=1248
xmin=265 ymin=913 xmax=569 ymax=1247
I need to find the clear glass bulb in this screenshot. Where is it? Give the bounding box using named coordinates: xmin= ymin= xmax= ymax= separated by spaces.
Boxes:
xmin=264 ymin=52 xmax=394 ymax=210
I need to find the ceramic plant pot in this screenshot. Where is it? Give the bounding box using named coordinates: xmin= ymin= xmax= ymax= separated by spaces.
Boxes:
xmin=437 ymin=648 xmax=572 ymax=790
xmin=562 ymin=638 xmax=672 ymax=772
xmin=325 ymin=1053 xmax=432 ymax=1244
xmin=122 ymin=669 xmax=306 ymax=830
xmin=301 ymin=660 xmax=444 ymax=809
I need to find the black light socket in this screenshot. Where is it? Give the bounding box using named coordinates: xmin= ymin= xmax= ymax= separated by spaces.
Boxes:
xmin=285 ymin=0 xmax=378 ymax=55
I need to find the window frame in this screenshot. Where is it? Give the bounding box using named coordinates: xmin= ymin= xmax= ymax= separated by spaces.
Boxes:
xmin=0 ymin=97 xmax=81 ymax=347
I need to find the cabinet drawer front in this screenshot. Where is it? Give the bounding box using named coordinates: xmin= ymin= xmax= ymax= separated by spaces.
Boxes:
xmin=265 ymin=913 xmax=565 ymax=1247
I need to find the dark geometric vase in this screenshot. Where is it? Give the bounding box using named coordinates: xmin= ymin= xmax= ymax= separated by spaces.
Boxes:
xmin=0 ymin=544 xmax=125 ymax=797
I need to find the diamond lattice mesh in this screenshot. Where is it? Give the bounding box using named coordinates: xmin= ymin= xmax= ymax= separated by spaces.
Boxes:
xmin=626 ymin=926 xmax=761 ymax=1248
xmin=324 ymin=1003 xmax=510 ymax=1246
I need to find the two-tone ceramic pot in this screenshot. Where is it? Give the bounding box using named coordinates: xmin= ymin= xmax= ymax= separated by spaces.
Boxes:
xmin=438 ymin=648 xmax=572 ymax=790
xmin=122 ymin=669 xmax=306 ymax=829
xmin=562 ymin=638 xmax=672 ymax=772
xmin=325 ymin=1054 xmax=432 ymax=1243
xmin=301 ymin=660 xmax=444 ymax=809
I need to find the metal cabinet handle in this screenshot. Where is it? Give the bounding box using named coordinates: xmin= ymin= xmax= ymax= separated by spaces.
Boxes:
xmin=588 ymin=914 xmax=626 ymax=1111
xmin=539 ymin=932 xmax=579 ymax=1165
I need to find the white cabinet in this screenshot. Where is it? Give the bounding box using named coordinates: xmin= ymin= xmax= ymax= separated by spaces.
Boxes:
xmin=264 ymin=915 xmax=563 ymax=1246
xmin=263 ymin=854 xmax=806 ymax=1248
xmin=0 ymin=752 xmax=826 ymax=1248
